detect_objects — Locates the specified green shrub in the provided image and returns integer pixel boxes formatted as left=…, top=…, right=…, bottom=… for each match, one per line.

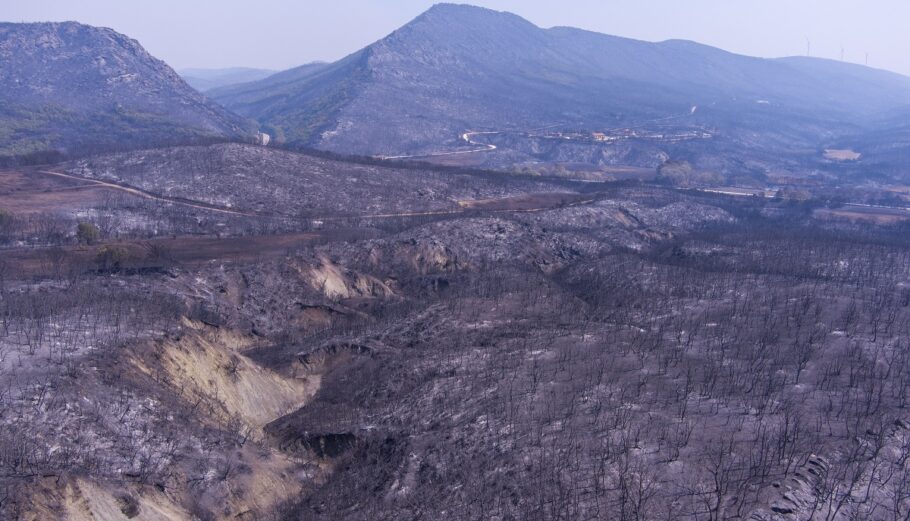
left=76, top=222, right=100, bottom=245
left=95, top=245, right=132, bottom=272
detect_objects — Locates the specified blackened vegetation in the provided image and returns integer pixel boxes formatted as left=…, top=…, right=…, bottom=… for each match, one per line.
left=269, top=204, right=910, bottom=519
left=284, top=234, right=908, bottom=520
left=2, top=149, right=910, bottom=520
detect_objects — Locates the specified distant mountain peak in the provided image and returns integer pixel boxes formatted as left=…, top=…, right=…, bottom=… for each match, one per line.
left=410, top=2, right=538, bottom=30
left=423, top=3, right=501, bottom=16
left=212, top=4, right=910, bottom=163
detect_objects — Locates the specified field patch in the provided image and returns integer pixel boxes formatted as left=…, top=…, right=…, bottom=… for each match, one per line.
left=823, top=148, right=861, bottom=161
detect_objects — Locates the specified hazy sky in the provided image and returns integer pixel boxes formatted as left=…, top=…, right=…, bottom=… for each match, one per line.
left=5, top=1, right=910, bottom=76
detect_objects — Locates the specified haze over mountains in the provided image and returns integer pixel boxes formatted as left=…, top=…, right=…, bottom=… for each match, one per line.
left=2, top=3, right=909, bottom=176
left=8, top=3, right=910, bottom=520
left=178, top=67, right=277, bottom=92
left=0, top=21, right=254, bottom=159
left=211, top=3, right=910, bottom=167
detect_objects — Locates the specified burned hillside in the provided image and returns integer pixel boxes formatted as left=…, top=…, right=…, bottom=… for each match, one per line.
left=2, top=144, right=910, bottom=520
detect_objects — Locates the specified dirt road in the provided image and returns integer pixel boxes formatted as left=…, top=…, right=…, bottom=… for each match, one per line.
left=0, top=231, right=345, bottom=279
left=38, top=170, right=255, bottom=216
left=0, top=191, right=601, bottom=279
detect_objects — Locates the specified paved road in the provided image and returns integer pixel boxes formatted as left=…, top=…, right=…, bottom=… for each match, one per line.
left=378, top=130, right=499, bottom=160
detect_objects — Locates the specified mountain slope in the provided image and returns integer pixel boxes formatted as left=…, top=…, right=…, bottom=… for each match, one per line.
left=0, top=22, right=255, bottom=158
left=179, top=67, right=277, bottom=92
left=208, top=59, right=360, bottom=144
left=837, top=105, right=910, bottom=172
left=211, top=3, right=910, bottom=164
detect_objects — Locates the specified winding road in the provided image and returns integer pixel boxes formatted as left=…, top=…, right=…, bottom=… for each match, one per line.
left=378, top=131, right=499, bottom=160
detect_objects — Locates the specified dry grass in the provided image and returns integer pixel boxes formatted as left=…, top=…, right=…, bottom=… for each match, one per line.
left=0, top=168, right=113, bottom=213
left=815, top=207, right=910, bottom=224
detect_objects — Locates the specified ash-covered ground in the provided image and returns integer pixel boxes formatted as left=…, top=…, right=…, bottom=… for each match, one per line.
left=2, top=145, right=910, bottom=520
